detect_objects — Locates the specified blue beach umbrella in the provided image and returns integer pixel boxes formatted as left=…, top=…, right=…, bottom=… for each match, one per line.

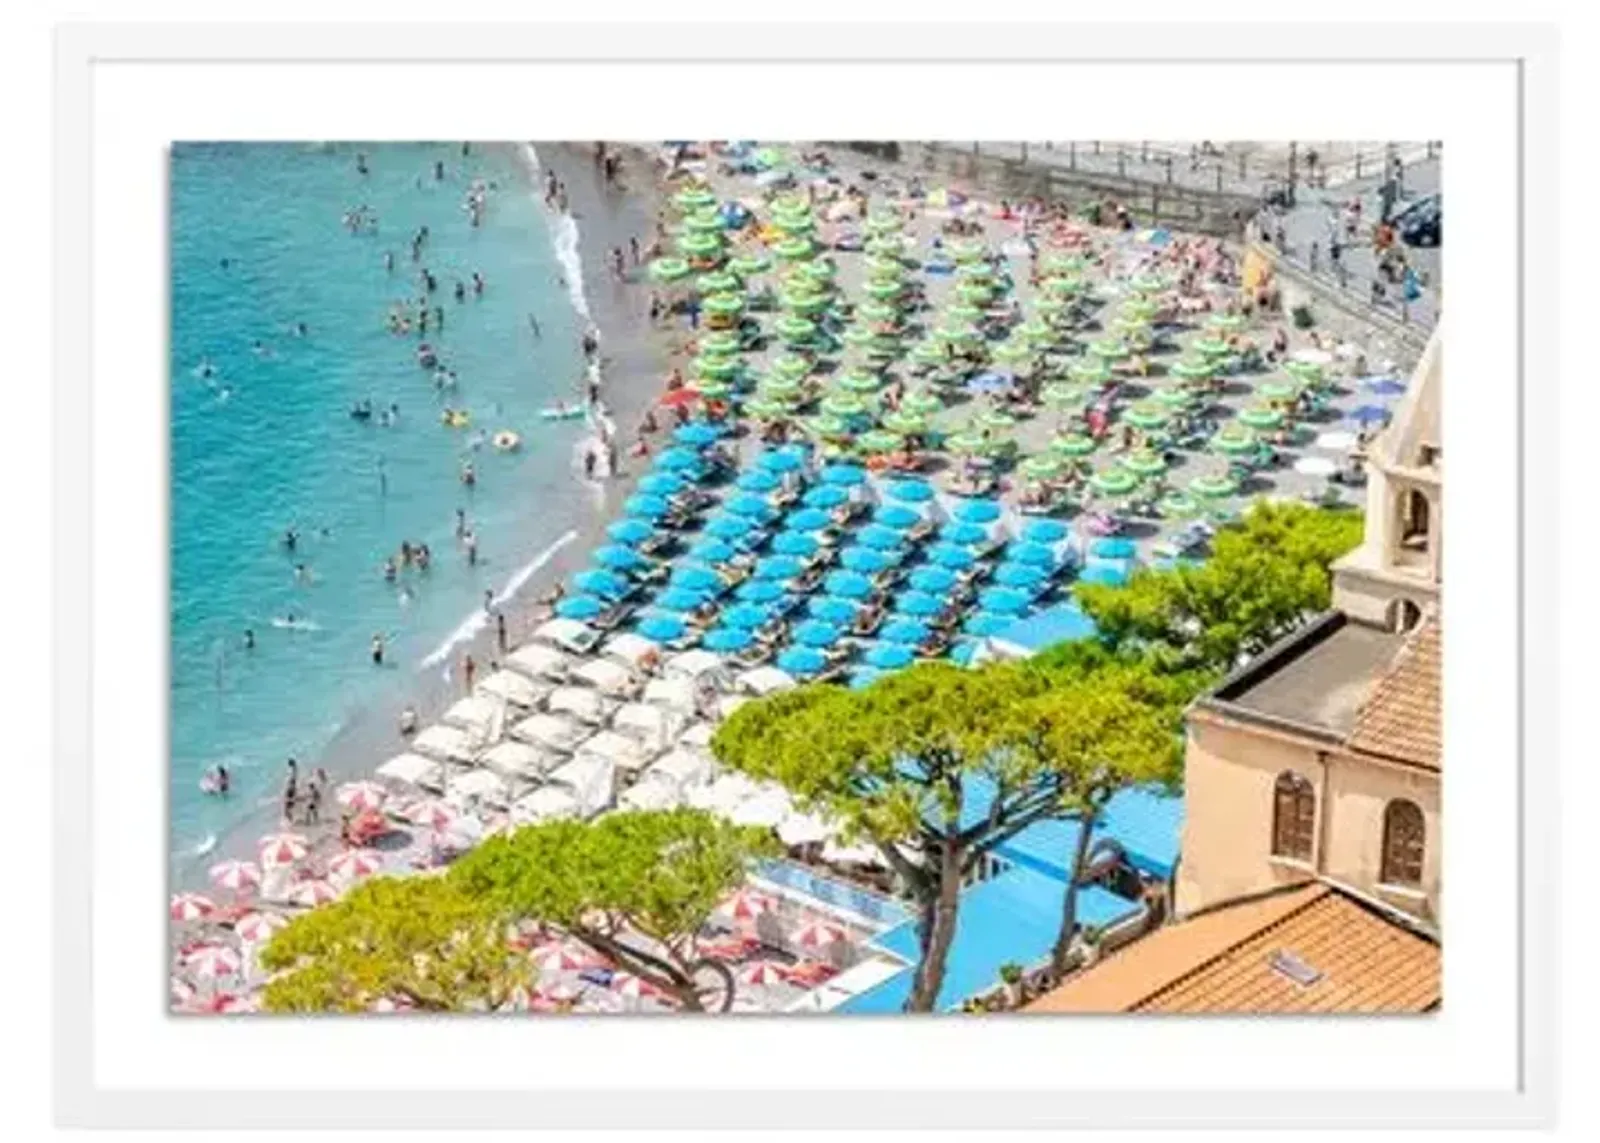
left=940, top=522, right=990, bottom=547
left=881, top=618, right=930, bottom=645
left=654, top=448, right=705, bottom=473
left=963, top=611, right=1012, bottom=638
left=995, top=562, right=1047, bottom=590
left=884, top=479, right=935, bottom=504
left=655, top=587, right=710, bottom=613
left=735, top=580, right=786, bottom=604
left=669, top=564, right=723, bottom=593
left=1091, top=537, right=1137, bottom=560
left=726, top=493, right=774, bottom=519
left=840, top=546, right=893, bottom=574
left=1008, top=542, right=1057, bottom=569
left=758, top=449, right=806, bottom=473
left=606, top=518, right=655, bottom=545
left=824, top=570, right=874, bottom=599
left=820, top=464, right=867, bottom=487
left=573, top=569, right=630, bottom=599
left=690, top=538, right=736, bottom=564
left=947, top=639, right=981, bottom=666
left=1078, top=563, right=1130, bottom=586
left=793, top=620, right=843, bottom=648
left=705, top=515, right=751, bottom=539
left=874, top=504, right=922, bottom=530
left=929, top=543, right=976, bottom=570
left=637, top=614, right=688, bottom=643
left=952, top=498, right=1003, bottom=524
left=674, top=423, right=723, bottom=446
left=857, top=525, right=906, bottom=552
left=863, top=643, right=915, bottom=670
left=593, top=545, right=645, bottom=571
left=1362, top=377, right=1408, bottom=397
left=802, top=485, right=849, bottom=509
left=736, top=470, right=781, bottom=494
left=702, top=627, right=754, bottom=652
left=784, top=507, right=833, bottom=533
left=909, top=566, right=958, bottom=594
left=895, top=591, right=944, bottom=618
left=723, top=602, right=776, bottom=630
left=772, top=531, right=820, bottom=558
left=1348, top=404, right=1391, bottom=427
left=1021, top=519, right=1069, bottom=544
left=637, top=473, right=686, bottom=497
left=980, top=587, right=1032, bottom=615
left=625, top=494, right=671, bottom=520
left=776, top=647, right=829, bottom=677
left=810, top=596, right=860, bottom=625
left=754, top=555, right=804, bottom=581
left=555, top=595, right=607, bottom=621
left=966, top=371, right=1015, bottom=395
left=849, top=667, right=885, bottom=690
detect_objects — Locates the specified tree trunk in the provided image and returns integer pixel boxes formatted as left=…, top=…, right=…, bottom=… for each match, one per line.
left=1050, top=811, right=1097, bottom=974
left=905, top=845, right=963, bottom=1012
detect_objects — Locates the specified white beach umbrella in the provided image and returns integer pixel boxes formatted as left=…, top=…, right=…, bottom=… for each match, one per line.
left=719, top=888, right=776, bottom=925
left=570, top=658, right=637, bottom=697
left=531, top=618, right=601, bottom=655
left=441, top=695, right=500, bottom=736
left=642, top=676, right=698, bottom=714
left=820, top=838, right=887, bottom=868
left=478, top=740, right=554, bottom=782
left=1293, top=456, right=1338, bottom=477
left=602, top=632, right=662, bottom=672
left=730, top=788, right=793, bottom=828
left=406, top=799, right=461, bottom=833
left=739, top=961, right=789, bottom=988
left=664, top=649, right=724, bottom=685
left=475, top=669, right=550, bottom=709
left=447, top=769, right=512, bottom=810
left=547, top=754, right=618, bottom=818
left=185, top=944, right=242, bottom=981
left=510, top=786, right=580, bottom=825
left=412, top=723, right=476, bottom=763
left=327, top=849, right=385, bottom=885
left=287, top=879, right=340, bottom=909
left=777, top=810, right=835, bottom=848
left=717, top=694, right=751, bottom=720
left=334, top=781, right=388, bottom=814
left=618, top=776, right=684, bottom=811
left=547, top=686, right=610, bottom=726
left=506, top=642, right=571, bottom=681
left=169, top=892, right=217, bottom=923
left=208, top=859, right=263, bottom=894
left=375, top=752, right=443, bottom=790
left=257, top=833, right=309, bottom=869
left=510, top=712, right=587, bottom=752
left=233, top=911, right=288, bottom=944
left=675, top=721, right=716, bottom=751
left=646, top=748, right=715, bottom=791
left=1314, top=430, right=1358, bottom=451
left=607, top=702, right=678, bottom=751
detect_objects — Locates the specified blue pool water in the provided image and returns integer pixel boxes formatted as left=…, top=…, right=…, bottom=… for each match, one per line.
left=170, top=142, right=588, bottom=874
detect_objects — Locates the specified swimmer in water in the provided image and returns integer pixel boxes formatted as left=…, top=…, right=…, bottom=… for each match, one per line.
left=454, top=279, right=466, bottom=303
left=455, top=508, right=467, bottom=538
left=294, top=563, right=311, bottom=584
left=357, top=152, right=369, bottom=175
left=243, top=628, right=255, bottom=650
left=371, top=633, right=385, bottom=665
left=384, top=250, right=394, bottom=274
left=383, top=557, right=397, bottom=583
left=461, top=461, right=477, bottom=488
left=282, top=528, right=299, bottom=552
left=195, top=358, right=216, bottom=379
left=472, top=272, right=484, bottom=297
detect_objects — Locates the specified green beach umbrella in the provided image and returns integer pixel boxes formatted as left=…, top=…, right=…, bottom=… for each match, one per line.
left=1207, top=312, right=1248, bottom=333
left=947, top=430, right=998, bottom=455
left=648, top=257, right=692, bottom=282
left=681, top=210, right=724, bottom=235
left=857, top=429, right=904, bottom=453
left=805, top=413, right=853, bottom=439
left=1150, top=386, right=1198, bottom=410
left=699, top=331, right=742, bottom=355
left=910, top=341, right=949, bottom=366
left=1189, top=473, right=1240, bottom=499
left=776, top=315, right=817, bottom=342
left=950, top=239, right=987, bottom=263
left=673, top=186, right=717, bottom=210
left=1041, top=382, right=1085, bottom=407
left=881, top=409, right=930, bottom=435
left=935, top=323, right=981, bottom=343
left=1121, top=297, right=1159, bottom=320
left=1019, top=453, right=1066, bottom=480
left=1256, top=379, right=1301, bottom=402
left=858, top=300, right=901, bottom=325
left=945, top=302, right=985, bottom=324
left=1042, top=275, right=1086, bottom=297
left=865, top=213, right=902, bottom=236
left=1168, top=357, right=1215, bottom=381
left=1210, top=427, right=1259, bottom=456
left=693, top=352, right=742, bottom=380
left=1050, top=432, right=1097, bottom=458
left=773, top=237, right=814, bottom=261
left=841, top=325, right=879, bottom=347
left=1043, top=252, right=1088, bottom=274
left=745, top=397, right=795, bottom=420
left=1015, top=320, right=1055, bottom=344
left=835, top=370, right=883, bottom=395
left=692, top=378, right=735, bottom=400
left=1034, top=294, right=1071, bottom=317
left=770, top=194, right=808, bottom=215
left=864, top=255, right=905, bottom=279
left=901, top=388, right=944, bottom=415
left=1089, top=468, right=1141, bottom=497
left=991, top=340, right=1035, bottom=365
left=1069, top=358, right=1115, bottom=385
left=1120, top=450, right=1168, bottom=478
left=865, top=236, right=904, bottom=257
left=1088, top=338, right=1131, bottom=360
left=1110, top=315, right=1152, bottom=339
left=770, top=354, right=811, bottom=380
left=864, top=279, right=906, bottom=302
left=977, top=407, right=1018, bottom=430
left=955, top=284, right=994, bottom=309
left=795, top=258, right=837, bottom=282
left=866, top=334, right=904, bottom=358
left=1192, top=336, right=1231, bottom=358
left=1128, top=273, right=1170, bottom=295
left=781, top=290, right=830, bottom=314
left=1237, top=405, right=1285, bottom=430
left=728, top=253, right=771, bottom=276
left=758, top=375, right=804, bottom=401
left=772, top=212, right=816, bottom=234
left=1284, top=359, right=1325, bottom=385
left=702, top=292, right=745, bottom=317
left=956, top=261, right=996, bottom=281
left=678, top=232, right=725, bottom=258
left=1123, top=403, right=1170, bottom=430
left=1159, top=491, right=1203, bottom=519
left=821, top=393, right=870, bottom=418
left=696, top=270, right=742, bottom=294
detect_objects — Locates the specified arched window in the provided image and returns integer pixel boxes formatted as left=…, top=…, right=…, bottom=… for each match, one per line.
left=1399, top=489, right=1431, bottom=553
left=1271, top=772, right=1316, bottom=862
left=1381, top=800, right=1426, bottom=886
left=1388, top=598, right=1423, bottom=633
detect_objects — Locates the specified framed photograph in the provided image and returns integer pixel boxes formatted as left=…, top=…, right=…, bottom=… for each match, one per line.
left=54, top=19, right=1558, bottom=1130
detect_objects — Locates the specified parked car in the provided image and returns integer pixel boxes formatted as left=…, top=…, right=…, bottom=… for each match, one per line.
left=1396, top=195, right=1441, bottom=247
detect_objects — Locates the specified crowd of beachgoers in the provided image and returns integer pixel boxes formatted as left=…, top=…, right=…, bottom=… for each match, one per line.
left=169, top=140, right=1411, bottom=1016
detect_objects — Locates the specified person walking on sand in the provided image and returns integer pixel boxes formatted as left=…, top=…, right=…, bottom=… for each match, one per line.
left=303, top=769, right=324, bottom=825
left=282, top=758, right=299, bottom=824
left=496, top=610, right=509, bottom=655
left=462, top=654, right=477, bottom=695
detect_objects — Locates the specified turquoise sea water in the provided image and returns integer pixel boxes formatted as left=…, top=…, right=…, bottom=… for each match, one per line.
left=170, top=142, right=587, bottom=873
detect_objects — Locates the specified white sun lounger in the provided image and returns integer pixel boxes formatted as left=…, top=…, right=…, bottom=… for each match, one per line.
left=509, top=712, right=586, bottom=753
left=505, top=643, right=570, bottom=682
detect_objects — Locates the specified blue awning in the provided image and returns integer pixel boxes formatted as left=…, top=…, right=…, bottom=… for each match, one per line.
left=989, top=602, right=1098, bottom=652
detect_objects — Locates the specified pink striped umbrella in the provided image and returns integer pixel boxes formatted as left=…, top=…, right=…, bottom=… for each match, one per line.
left=792, top=920, right=848, bottom=950
left=258, top=832, right=309, bottom=868
left=335, top=780, right=389, bottom=813
left=233, top=911, right=288, bottom=944
left=208, top=859, right=262, bottom=894
left=541, top=980, right=581, bottom=1003
left=214, top=993, right=261, bottom=1015
left=610, top=972, right=655, bottom=1000
left=170, top=977, right=197, bottom=1006
left=739, top=961, right=788, bottom=988
left=720, top=888, right=775, bottom=925
left=287, top=879, right=339, bottom=908
left=169, top=892, right=216, bottom=923
left=370, top=996, right=416, bottom=1014
left=185, top=944, right=242, bottom=981
left=328, top=849, right=384, bottom=884
left=407, top=800, right=460, bottom=832
left=532, top=941, right=598, bottom=973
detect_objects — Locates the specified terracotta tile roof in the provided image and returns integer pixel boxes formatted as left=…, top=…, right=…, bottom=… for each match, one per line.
left=1344, top=616, right=1441, bottom=770
left=1025, top=883, right=1440, bottom=1014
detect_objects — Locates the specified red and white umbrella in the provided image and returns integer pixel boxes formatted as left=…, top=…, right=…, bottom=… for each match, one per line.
left=792, top=920, right=847, bottom=950
left=370, top=996, right=415, bottom=1014
left=233, top=911, right=288, bottom=944
left=335, top=780, right=389, bottom=813
left=720, top=888, right=774, bottom=924
left=214, top=993, right=261, bottom=1015
left=287, top=879, right=339, bottom=908
left=208, top=859, right=262, bottom=894
left=739, top=961, right=788, bottom=988
left=541, top=980, right=581, bottom=1003
left=258, top=832, right=309, bottom=868
left=407, top=800, right=460, bottom=833
left=170, top=977, right=197, bottom=1006
left=531, top=941, right=597, bottom=973
left=610, top=972, right=654, bottom=1000
left=328, top=849, right=384, bottom=884
left=169, top=892, right=216, bottom=922
left=185, top=944, right=242, bottom=980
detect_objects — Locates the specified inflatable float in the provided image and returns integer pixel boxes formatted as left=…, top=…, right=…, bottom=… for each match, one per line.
left=540, top=404, right=586, bottom=421
left=441, top=409, right=470, bottom=428
left=493, top=430, right=521, bottom=451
